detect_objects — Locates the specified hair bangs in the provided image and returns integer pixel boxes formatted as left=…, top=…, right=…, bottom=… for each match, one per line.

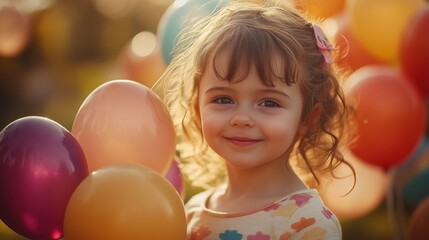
left=209, top=25, right=301, bottom=87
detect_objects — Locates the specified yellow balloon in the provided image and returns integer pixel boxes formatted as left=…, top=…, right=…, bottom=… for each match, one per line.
left=295, top=0, right=345, bottom=19
left=63, top=164, right=187, bottom=240
left=0, top=220, right=27, bottom=240
left=71, top=80, right=176, bottom=175
left=346, top=0, right=425, bottom=64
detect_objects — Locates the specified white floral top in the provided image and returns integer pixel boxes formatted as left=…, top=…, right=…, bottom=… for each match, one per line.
left=186, top=188, right=341, bottom=240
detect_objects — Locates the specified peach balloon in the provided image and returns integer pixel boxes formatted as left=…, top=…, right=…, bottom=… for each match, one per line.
left=346, top=0, right=425, bottom=64
left=72, top=80, right=176, bottom=174
left=319, top=150, right=388, bottom=220
left=63, top=164, right=186, bottom=240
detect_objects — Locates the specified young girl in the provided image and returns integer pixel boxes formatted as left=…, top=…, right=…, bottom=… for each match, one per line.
left=156, top=0, right=355, bottom=239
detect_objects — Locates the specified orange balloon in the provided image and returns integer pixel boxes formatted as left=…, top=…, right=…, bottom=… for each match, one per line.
left=331, top=14, right=383, bottom=73
left=319, top=150, right=388, bottom=220
left=0, top=220, right=27, bottom=240
left=63, top=164, right=187, bottom=240
left=295, top=0, right=345, bottom=19
left=72, top=80, right=176, bottom=174
left=346, top=0, right=424, bottom=64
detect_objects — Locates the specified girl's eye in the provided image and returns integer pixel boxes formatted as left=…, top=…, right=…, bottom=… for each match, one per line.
left=214, top=96, right=233, bottom=104
left=259, top=99, right=280, bottom=108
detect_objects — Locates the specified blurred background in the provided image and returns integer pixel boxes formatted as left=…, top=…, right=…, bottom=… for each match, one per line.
left=1, top=0, right=429, bottom=239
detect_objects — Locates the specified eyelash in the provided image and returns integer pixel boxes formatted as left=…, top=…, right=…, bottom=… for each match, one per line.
left=213, top=96, right=233, bottom=104
left=212, top=96, right=281, bottom=108
left=259, top=99, right=280, bottom=108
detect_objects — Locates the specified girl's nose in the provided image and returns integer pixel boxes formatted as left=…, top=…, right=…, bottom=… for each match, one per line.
left=230, top=109, right=254, bottom=127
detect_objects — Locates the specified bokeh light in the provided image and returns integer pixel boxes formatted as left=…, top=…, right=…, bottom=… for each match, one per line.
left=0, top=6, right=32, bottom=57
left=131, top=31, right=157, bottom=57
left=93, top=0, right=136, bottom=19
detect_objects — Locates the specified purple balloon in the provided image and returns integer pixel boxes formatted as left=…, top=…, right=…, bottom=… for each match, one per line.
left=0, top=116, right=89, bottom=240
left=165, top=160, right=185, bottom=198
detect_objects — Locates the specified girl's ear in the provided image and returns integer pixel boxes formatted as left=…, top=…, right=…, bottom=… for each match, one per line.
left=298, top=103, right=321, bottom=136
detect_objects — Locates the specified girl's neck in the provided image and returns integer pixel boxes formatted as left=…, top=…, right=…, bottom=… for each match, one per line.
left=225, top=160, right=306, bottom=198
left=208, top=159, right=307, bottom=213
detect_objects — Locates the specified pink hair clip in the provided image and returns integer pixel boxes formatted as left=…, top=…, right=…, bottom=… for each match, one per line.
left=312, top=24, right=335, bottom=64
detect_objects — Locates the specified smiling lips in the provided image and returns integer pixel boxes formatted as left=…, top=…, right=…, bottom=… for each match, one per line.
left=224, top=136, right=261, bottom=146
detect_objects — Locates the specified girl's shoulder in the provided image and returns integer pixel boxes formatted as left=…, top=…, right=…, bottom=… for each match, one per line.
left=185, top=188, right=214, bottom=210
left=276, top=189, right=336, bottom=219
left=273, top=189, right=342, bottom=237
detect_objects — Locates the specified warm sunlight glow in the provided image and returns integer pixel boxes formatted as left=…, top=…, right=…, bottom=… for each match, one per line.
left=93, top=0, right=136, bottom=19
left=173, top=0, right=188, bottom=8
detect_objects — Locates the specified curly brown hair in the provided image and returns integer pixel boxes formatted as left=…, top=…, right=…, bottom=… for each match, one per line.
left=156, top=0, right=355, bottom=190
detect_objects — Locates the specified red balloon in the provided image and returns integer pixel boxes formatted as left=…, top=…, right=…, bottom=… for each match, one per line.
left=400, top=4, right=429, bottom=97
left=344, top=65, right=427, bottom=168
left=0, top=116, right=89, bottom=240
left=409, top=196, right=429, bottom=240
left=333, top=14, right=383, bottom=73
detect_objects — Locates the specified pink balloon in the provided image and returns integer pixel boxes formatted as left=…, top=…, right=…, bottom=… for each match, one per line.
left=71, top=80, right=176, bottom=174
left=0, top=116, right=89, bottom=240
left=165, top=160, right=185, bottom=199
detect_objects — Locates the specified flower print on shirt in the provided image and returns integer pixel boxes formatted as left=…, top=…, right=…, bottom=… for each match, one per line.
left=219, top=230, right=243, bottom=240
left=247, top=231, right=270, bottom=240
left=279, top=232, right=292, bottom=240
left=291, top=217, right=316, bottom=232
left=289, top=194, right=313, bottom=207
left=322, top=207, right=333, bottom=219
left=301, top=226, right=327, bottom=240
left=271, top=202, right=299, bottom=217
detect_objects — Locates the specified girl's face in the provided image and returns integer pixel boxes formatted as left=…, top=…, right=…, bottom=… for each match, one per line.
left=198, top=50, right=306, bottom=170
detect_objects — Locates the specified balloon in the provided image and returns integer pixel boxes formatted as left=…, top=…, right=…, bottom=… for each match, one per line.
left=0, top=116, right=89, bottom=240
left=344, top=65, right=427, bottom=169
left=63, top=164, right=187, bottom=240
left=157, top=0, right=228, bottom=65
left=319, top=150, right=388, bottom=220
left=115, top=31, right=166, bottom=88
left=295, top=0, right=345, bottom=19
left=409, top=196, right=429, bottom=240
left=165, top=159, right=185, bottom=199
left=329, top=14, right=383, bottom=73
left=0, top=6, right=32, bottom=57
left=71, top=79, right=176, bottom=174
left=387, top=139, right=429, bottom=239
left=400, top=4, right=429, bottom=97
left=346, top=0, right=425, bottom=64
left=0, top=220, right=27, bottom=240
left=403, top=159, right=429, bottom=207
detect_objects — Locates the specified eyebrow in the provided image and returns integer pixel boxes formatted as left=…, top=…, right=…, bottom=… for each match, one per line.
left=204, top=86, right=291, bottom=99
